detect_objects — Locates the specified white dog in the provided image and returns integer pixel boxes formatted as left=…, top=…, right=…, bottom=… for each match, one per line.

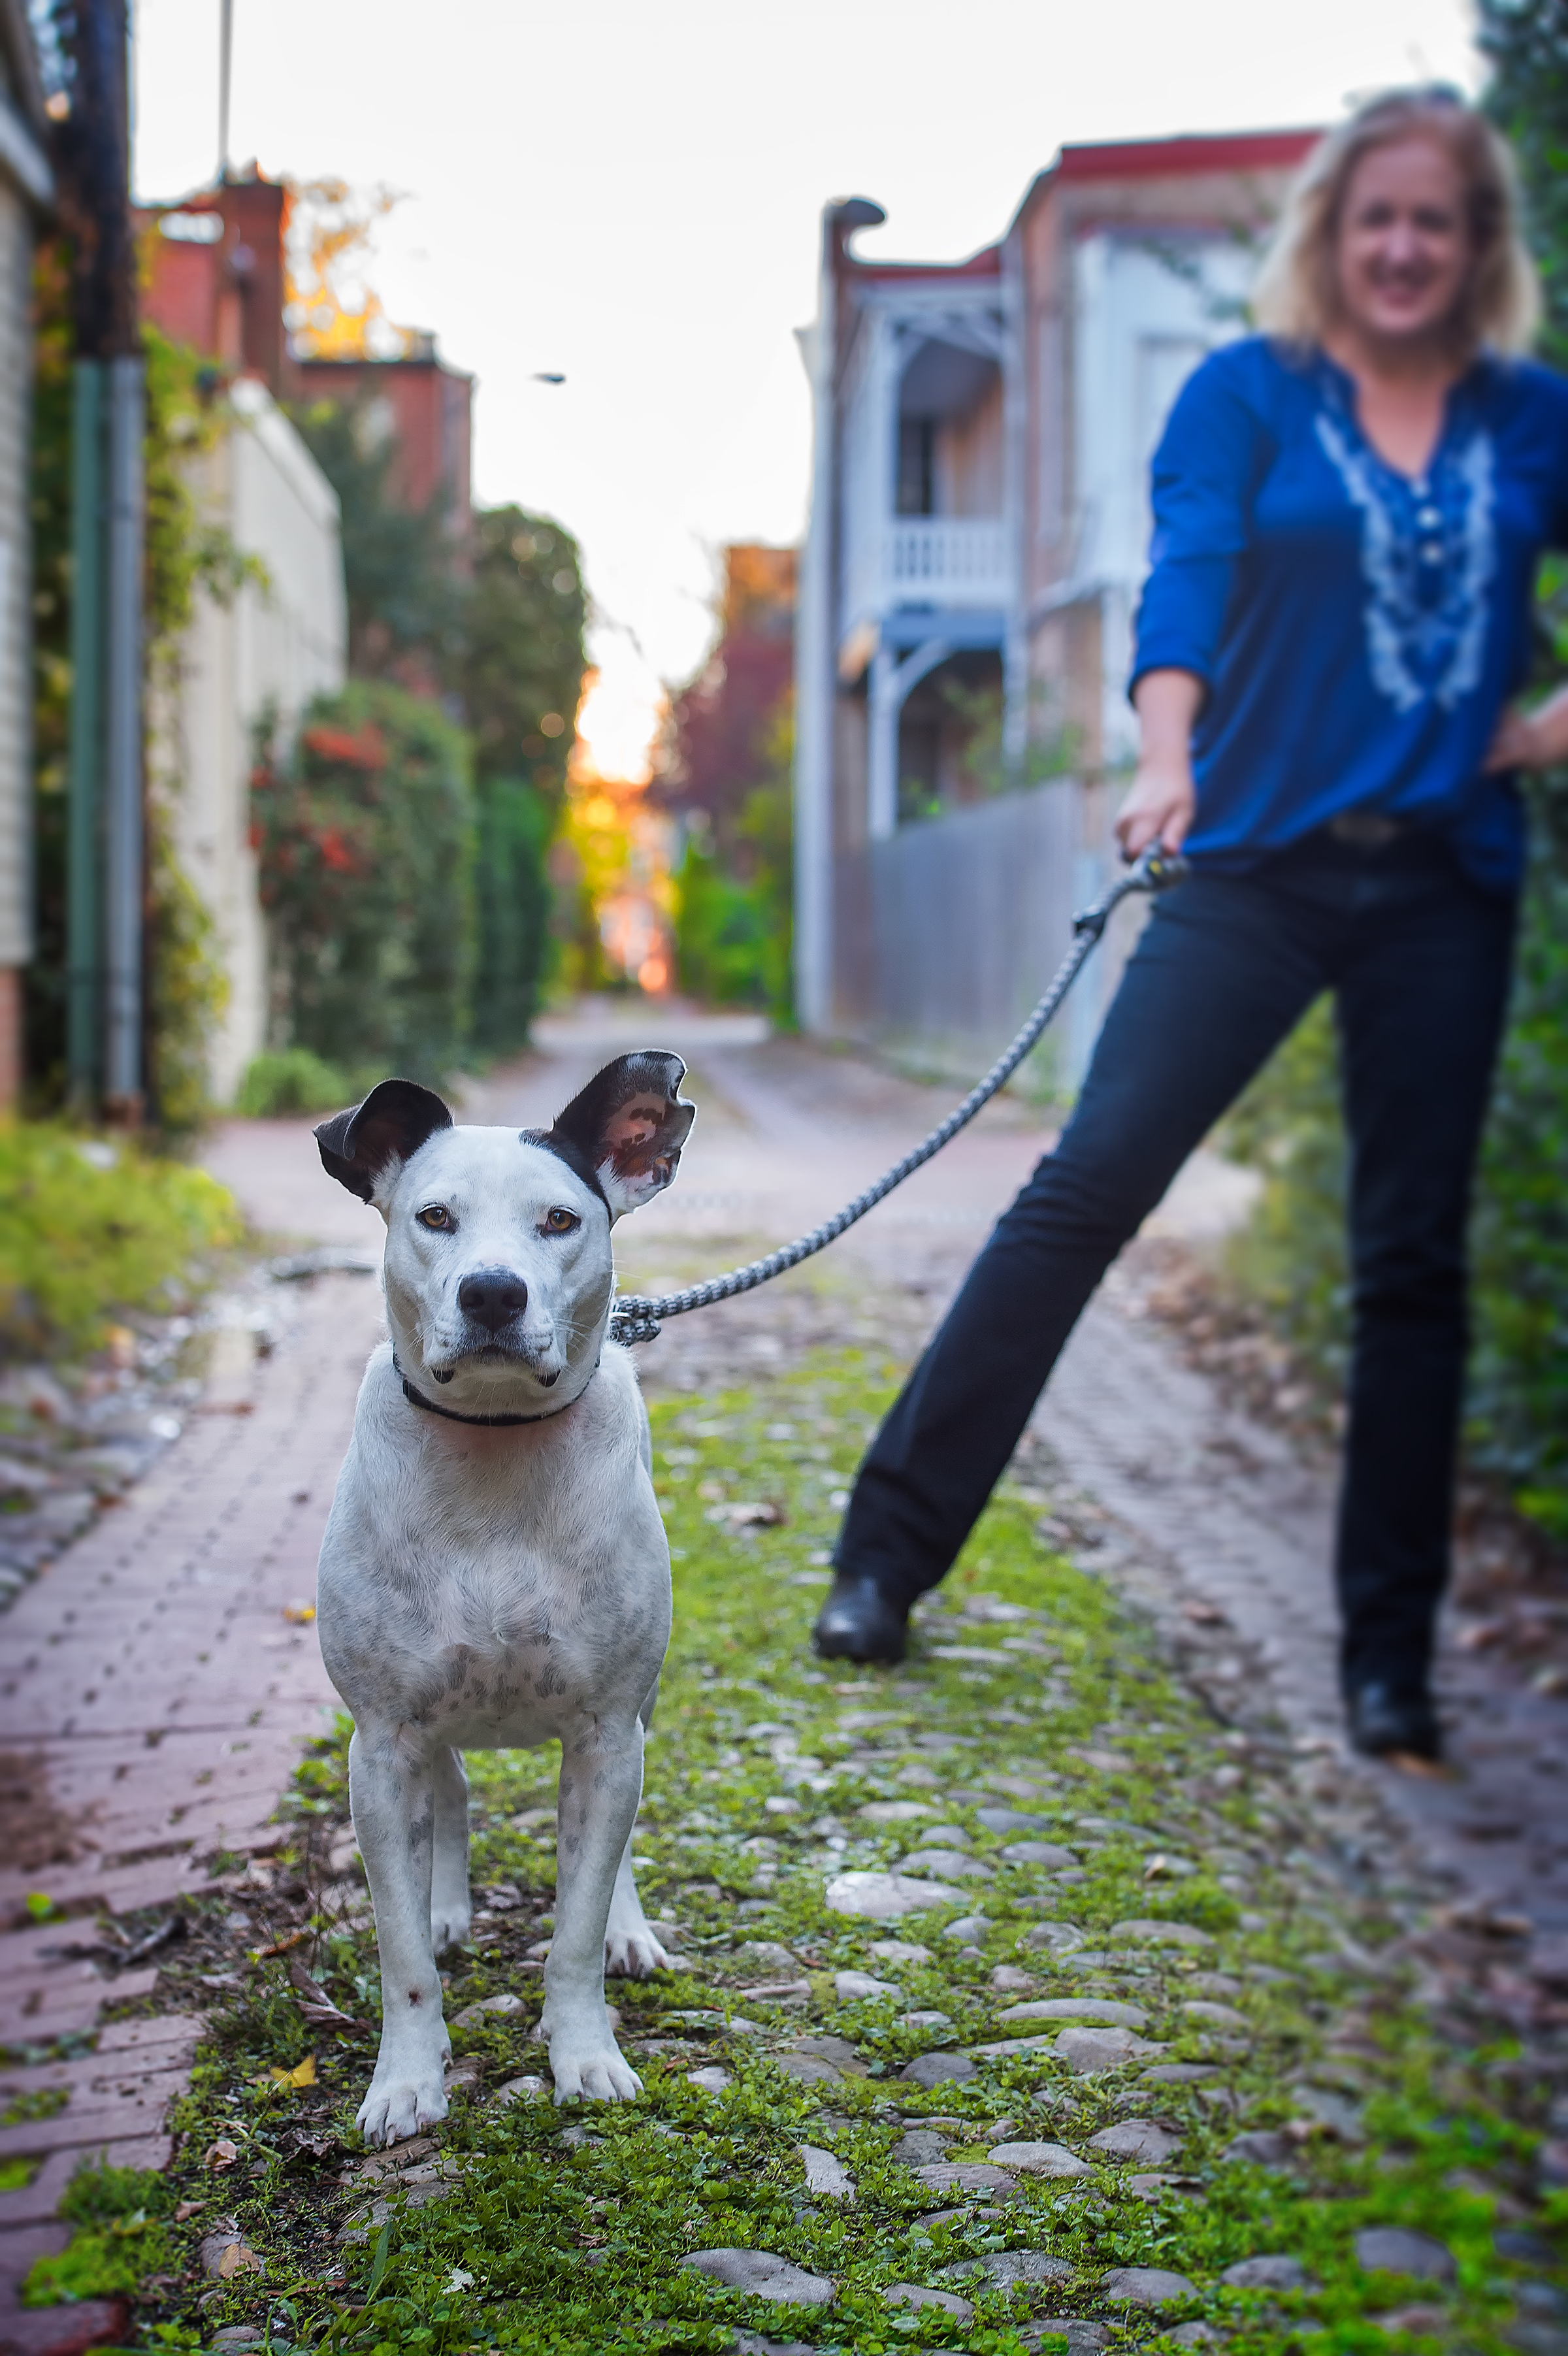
left=312, top=1053, right=694, bottom=2147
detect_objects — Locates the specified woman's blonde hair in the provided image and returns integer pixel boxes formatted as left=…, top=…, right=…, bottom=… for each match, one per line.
left=1252, top=86, right=1541, bottom=358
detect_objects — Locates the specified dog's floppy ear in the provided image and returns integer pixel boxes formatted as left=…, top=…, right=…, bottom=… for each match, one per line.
left=548, top=1051, right=695, bottom=1220
left=315, top=1079, right=453, bottom=1205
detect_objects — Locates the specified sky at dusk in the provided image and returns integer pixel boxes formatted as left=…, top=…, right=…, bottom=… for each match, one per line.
left=133, top=0, right=1479, bottom=778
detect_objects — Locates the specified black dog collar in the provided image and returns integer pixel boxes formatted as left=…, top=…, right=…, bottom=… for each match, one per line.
left=394, top=1356, right=593, bottom=1429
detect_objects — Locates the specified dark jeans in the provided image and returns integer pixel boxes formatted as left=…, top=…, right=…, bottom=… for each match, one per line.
left=834, top=830, right=1518, bottom=1695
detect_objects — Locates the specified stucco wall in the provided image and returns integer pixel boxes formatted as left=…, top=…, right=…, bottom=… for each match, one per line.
left=163, top=380, right=346, bottom=1102
left=0, top=178, right=31, bottom=971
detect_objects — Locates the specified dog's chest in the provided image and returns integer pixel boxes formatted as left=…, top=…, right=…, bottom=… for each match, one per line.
left=323, top=1426, right=669, bottom=1734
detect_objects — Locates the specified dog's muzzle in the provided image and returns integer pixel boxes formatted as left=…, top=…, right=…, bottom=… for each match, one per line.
left=457, top=1267, right=529, bottom=1333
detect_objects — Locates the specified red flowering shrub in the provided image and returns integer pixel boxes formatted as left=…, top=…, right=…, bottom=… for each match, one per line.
left=251, top=681, right=476, bottom=1083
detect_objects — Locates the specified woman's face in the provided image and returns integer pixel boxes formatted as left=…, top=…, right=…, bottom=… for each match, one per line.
left=1333, top=133, right=1474, bottom=349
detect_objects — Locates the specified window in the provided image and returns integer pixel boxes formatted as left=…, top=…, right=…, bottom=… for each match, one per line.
left=897, top=418, right=935, bottom=517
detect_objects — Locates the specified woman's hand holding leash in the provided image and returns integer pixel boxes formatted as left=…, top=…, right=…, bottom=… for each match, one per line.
left=1486, top=683, right=1568, bottom=773
left=1119, top=668, right=1204, bottom=859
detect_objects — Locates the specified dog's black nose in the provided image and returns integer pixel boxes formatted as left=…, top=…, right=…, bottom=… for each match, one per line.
left=458, top=1268, right=529, bottom=1333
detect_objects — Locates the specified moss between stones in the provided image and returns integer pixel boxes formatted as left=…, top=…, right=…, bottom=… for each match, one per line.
left=31, top=1351, right=1566, bottom=2353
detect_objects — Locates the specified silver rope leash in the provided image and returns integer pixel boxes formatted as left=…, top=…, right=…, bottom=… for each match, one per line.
left=609, top=843, right=1188, bottom=1347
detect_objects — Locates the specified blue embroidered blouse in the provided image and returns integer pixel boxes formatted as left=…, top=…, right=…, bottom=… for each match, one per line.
left=1131, top=334, right=1568, bottom=894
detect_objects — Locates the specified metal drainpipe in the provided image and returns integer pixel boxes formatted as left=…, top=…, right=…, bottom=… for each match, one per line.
left=792, top=213, right=839, bottom=1036
left=102, top=353, right=145, bottom=1117
left=65, top=361, right=105, bottom=1103
left=1000, top=218, right=1028, bottom=779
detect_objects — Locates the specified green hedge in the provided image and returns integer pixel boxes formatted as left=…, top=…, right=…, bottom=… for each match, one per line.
left=1221, top=781, right=1568, bottom=1533
left=252, top=681, right=477, bottom=1085
left=1469, top=781, right=1568, bottom=1526
left=472, top=775, right=554, bottom=1055
left=0, top=1125, right=240, bottom=1356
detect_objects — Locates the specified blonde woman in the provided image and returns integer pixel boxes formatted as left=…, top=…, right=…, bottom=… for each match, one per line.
left=818, top=88, right=1568, bottom=1763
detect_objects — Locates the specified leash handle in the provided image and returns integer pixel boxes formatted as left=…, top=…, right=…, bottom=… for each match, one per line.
left=610, top=842, right=1188, bottom=1347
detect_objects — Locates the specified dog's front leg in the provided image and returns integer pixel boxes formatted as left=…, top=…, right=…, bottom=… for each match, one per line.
left=429, top=1745, right=471, bottom=1954
left=605, top=1673, right=671, bottom=1978
left=542, top=1719, right=644, bottom=2102
left=350, top=1724, right=449, bottom=2146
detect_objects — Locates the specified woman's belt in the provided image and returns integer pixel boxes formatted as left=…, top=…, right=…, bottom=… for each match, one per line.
left=1326, top=811, right=1409, bottom=849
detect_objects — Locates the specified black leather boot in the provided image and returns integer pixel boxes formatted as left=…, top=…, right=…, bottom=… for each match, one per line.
left=812, top=1573, right=909, bottom=1665
left=1347, top=1679, right=1441, bottom=1761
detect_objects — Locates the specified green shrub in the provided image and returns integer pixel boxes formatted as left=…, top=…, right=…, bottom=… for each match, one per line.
left=1220, top=995, right=1349, bottom=1384
left=0, top=1124, right=242, bottom=1357
left=235, top=1047, right=357, bottom=1118
left=672, top=768, right=792, bottom=1019
left=252, top=681, right=477, bottom=1084
left=472, top=774, right=554, bottom=1056
left=1469, top=783, right=1568, bottom=1505
left=1218, top=798, right=1568, bottom=1531
left=22, top=2161, right=172, bottom=2307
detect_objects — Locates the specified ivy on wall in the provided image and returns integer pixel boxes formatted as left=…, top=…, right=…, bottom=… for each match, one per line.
left=25, top=237, right=241, bottom=1136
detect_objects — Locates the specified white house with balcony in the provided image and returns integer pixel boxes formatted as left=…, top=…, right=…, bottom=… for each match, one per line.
left=794, top=132, right=1316, bottom=1072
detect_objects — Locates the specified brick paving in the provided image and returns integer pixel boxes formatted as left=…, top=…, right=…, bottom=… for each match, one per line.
left=0, top=1256, right=383, bottom=2343
left=3, top=1004, right=1565, bottom=2344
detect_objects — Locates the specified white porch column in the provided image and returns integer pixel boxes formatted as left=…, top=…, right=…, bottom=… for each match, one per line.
left=867, top=636, right=952, bottom=840
left=792, top=231, right=840, bottom=1034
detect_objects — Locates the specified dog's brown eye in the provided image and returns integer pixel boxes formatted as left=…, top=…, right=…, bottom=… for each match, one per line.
left=417, top=1205, right=453, bottom=1232
left=543, top=1207, right=580, bottom=1235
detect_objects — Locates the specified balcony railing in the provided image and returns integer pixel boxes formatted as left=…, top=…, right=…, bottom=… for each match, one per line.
left=885, top=518, right=1010, bottom=606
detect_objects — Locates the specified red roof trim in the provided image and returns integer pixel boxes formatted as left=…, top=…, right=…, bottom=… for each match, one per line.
left=1058, top=131, right=1320, bottom=180
left=847, top=242, right=1002, bottom=283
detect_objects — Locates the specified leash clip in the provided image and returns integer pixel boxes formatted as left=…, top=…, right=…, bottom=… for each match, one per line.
left=610, top=1300, right=662, bottom=1347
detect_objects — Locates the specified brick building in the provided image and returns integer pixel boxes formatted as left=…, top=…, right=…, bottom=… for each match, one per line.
left=135, top=167, right=474, bottom=1098
left=794, top=130, right=1316, bottom=1077
left=140, top=170, right=472, bottom=535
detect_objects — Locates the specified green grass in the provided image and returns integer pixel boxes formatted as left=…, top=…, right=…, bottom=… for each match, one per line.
left=0, top=1121, right=242, bottom=1356
left=39, top=1350, right=1564, bottom=2351
left=234, top=1048, right=362, bottom=1119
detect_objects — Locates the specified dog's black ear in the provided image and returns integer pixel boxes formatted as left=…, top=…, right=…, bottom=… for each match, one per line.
left=547, top=1051, right=696, bottom=1220
left=315, top=1079, right=453, bottom=1205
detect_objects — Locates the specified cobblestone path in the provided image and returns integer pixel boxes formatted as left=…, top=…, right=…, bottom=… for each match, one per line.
left=3, top=1002, right=1566, bottom=2351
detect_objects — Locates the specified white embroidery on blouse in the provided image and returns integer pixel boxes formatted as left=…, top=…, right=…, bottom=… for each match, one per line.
left=1316, top=413, right=1495, bottom=713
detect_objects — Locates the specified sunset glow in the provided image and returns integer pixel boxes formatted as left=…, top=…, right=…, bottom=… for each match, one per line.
left=572, top=646, right=664, bottom=787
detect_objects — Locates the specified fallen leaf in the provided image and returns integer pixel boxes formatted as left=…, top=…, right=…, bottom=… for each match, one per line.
left=288, top=1954, right=361, bottom=2027
left=255, top=1928, right=308, bottom=1958
left=261, top=2054, right=316, bottom=2090
left=218, top=2240, right=265, bottom=2278
left=203, top=2138, right=240, bottom=2170
left=1458, top=1620, right=1506, bottom=1651
left=174, top=2199, right=201, bottom=2221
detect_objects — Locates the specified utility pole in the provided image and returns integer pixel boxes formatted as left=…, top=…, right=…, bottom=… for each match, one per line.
left=218, top=0, right=233, bottom=178
left=59, top=0, right=144, bottom=1119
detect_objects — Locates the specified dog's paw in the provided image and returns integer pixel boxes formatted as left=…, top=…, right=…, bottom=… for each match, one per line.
left=430, top=1906, right=472, bottom=1955
left=604, top=1920, right=671, bottom=1978
left=356, top=2063, right=450, bottom=2148
left=547, top=2029, right=644, bottom=2104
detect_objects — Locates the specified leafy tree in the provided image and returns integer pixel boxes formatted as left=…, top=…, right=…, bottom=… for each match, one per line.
left=289, top=398, right=459, bottom=676
left=453, top=506, right=586, bottom=810
left=270, top=440, right=587, bottom=1055
left=655, top=547, right=794, bottom=1013
left=1478, top=0, right=1568, bottom=366
left=452, top=508, right=588, bottom=1050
